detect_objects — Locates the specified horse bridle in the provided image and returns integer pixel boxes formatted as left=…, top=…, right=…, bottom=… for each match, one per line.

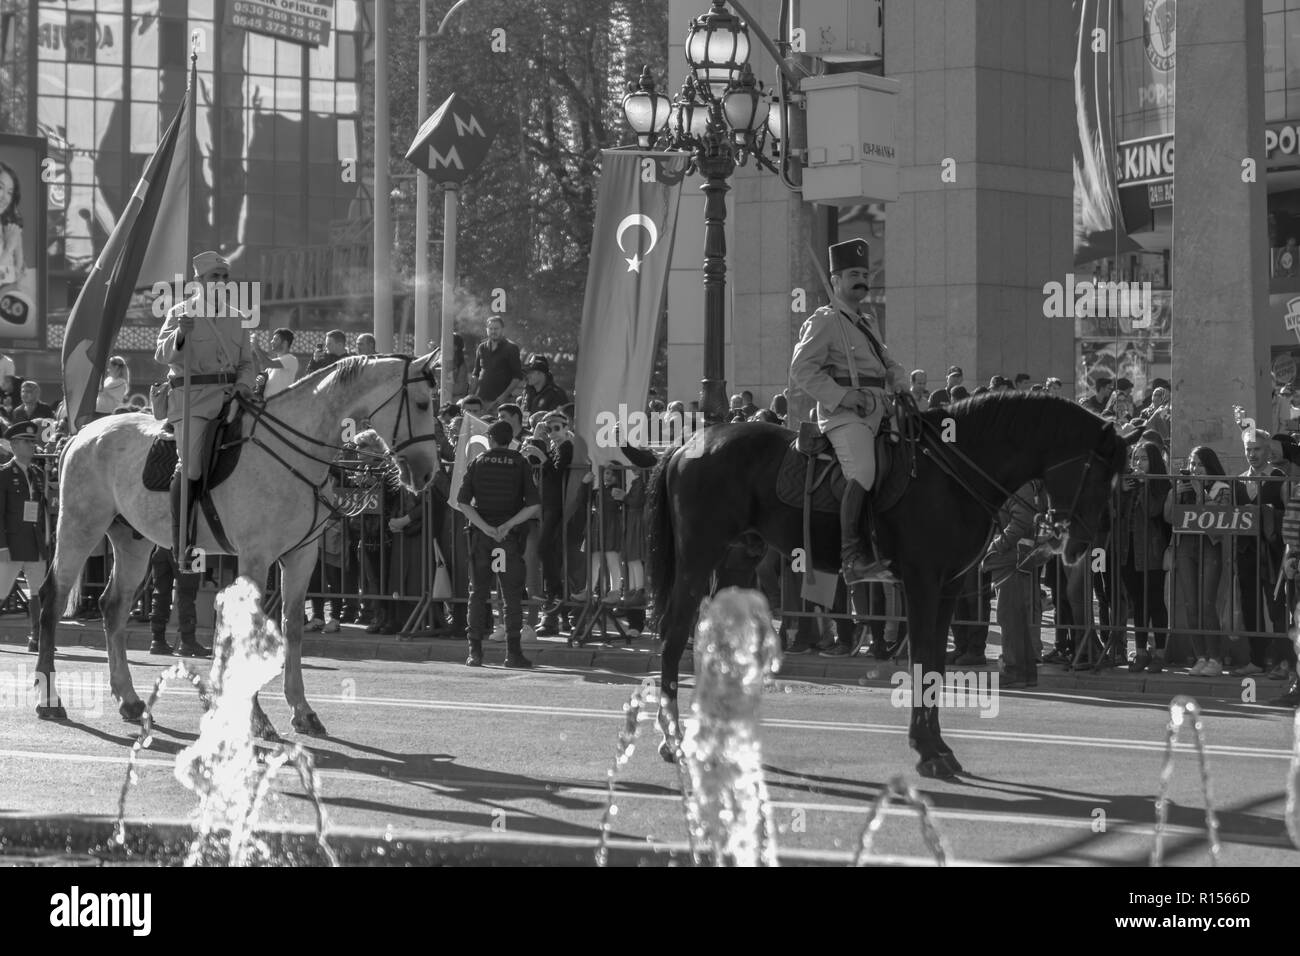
left=229, top=354, right=442, bottom=554
left=905, top=395, right=1113, bottom=547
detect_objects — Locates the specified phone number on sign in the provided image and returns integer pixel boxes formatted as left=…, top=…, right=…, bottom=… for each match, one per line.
left=231, top=12, right=313, bottom=41
left=231, top=1, right=320, bottom=30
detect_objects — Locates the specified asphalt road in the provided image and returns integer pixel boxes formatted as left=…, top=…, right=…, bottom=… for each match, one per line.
left=0, top=642, right=1295, bottom=866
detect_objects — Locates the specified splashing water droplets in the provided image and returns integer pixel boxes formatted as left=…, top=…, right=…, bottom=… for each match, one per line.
left=1151, top=695, right=1221, bottom=866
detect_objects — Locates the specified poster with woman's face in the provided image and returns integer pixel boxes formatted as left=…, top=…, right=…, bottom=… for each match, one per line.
left=0, top=134, right=46, bottom=349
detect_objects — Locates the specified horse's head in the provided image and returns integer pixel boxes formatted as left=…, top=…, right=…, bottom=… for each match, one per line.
left=1039, top=418, right=1139, bottom=564
left=363, top=351, right=441, bottom=492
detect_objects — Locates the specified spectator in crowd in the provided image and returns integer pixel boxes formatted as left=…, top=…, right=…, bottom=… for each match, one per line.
left=1083, top=376, right=1114, bottom=416
left=909, top=370, right=928, bottom=405
left=1165, top=445, right=1233, bottom=676
left=949, top=384, right=970, bottom=401
left=770, top=393, right=788, bottom=422
left=438, top=403, right=459, bottom=431
left=1105, top=377, right=1136, bottom=422
left=984, top=479, right=1050, bottom=687
left=470, top=315, right=525, bottom=413
left=620, top=462, right=648, bottom=613
left=497, top=403, right=525, bottom=446
left=990, top=375, right=1012, bottom=391
left=1014, top=373, right=1032, bottom=392
left=1143, top=386, right=1172, bottom=440
left=385, top=479, right=425, bottom=635
left=1234, top=429, right=1289, bottom=678
left=254, top=328, right=298, bottom=399
left=11, top=380, right=54, bottom=424
left=306, top=329, right=349, bottom=373
left=946, top=366, right=963, bottom=393
left=1045, top=377, right=1063, bottom=397
left=662, top=400, right=687, bottom=446
left=1117, top=441, right=1171, bottom=673
left=521, top=354, right=568, bottom=414
left=96, top=356, right=130, bottom=416
left=361, top=466, right=397, bottom=634
left=949, top=563, right=990, bottom=665
left=0, top=421, right=50, bottom=651
left=356, top=332, right=376, bottom=356
left=750, top=409, right=782, bottom=424
left=535, top=411, right=574, bottom=635
left=927, top=388, right=950, bottom=411
left=739, top=391, right=759, bottom=418
left=729, top=393, right=744, bottom=414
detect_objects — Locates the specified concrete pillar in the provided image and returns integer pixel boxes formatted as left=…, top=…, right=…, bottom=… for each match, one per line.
left=1171, top=0, right=1269, bottom=464
left=884, top=0, right=1074, bottom=389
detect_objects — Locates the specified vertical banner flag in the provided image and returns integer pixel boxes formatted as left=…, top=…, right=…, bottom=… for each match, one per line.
left=1073, top=0, right=1140, bottom=265
left=449, top=412, right=492, bottom=514
left=575, top=150, right=689, bottom=469
left=61, top=60, right=194, bottom=431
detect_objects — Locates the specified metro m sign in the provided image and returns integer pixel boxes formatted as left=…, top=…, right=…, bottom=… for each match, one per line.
left=405, top=92, right=496, bottom=184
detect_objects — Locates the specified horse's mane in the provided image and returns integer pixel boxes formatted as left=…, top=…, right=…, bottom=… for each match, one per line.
left=326, top=354, right=370, bottom=389
left=933, top=390, right=1105, bottom=448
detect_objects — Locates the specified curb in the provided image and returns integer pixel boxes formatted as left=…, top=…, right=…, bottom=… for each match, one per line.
left=0, top=620, right=1281, bottom=706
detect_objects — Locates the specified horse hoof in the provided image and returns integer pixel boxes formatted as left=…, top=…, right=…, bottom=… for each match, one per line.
left=916, top=757, right=956, bottom=780
left=120, top=700, right=146, bottom=723
left=658, top=740, right=678, bottom=763
left=292, top=712, right=327, bottom=736
left=36, top=704, right=67, bottom=721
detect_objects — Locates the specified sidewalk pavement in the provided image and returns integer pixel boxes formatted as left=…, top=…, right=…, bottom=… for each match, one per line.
left=0, top=615, right=1288, bottom=707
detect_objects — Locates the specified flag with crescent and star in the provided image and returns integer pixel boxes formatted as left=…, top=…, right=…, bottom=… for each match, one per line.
left=575, top=149, right=689, bottom=470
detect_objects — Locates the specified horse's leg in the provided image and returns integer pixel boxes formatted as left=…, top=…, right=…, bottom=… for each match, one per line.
left=657, top=548, right=726, bottom=762
left=103, top=523, right=156, bottom=721
left=35, top=513, right=115, bottom=719
left=278, top=546, right=325, bottom=735
left=927, top=588, right=962, bottom=774
left=904, top=573, right=953, bottom=779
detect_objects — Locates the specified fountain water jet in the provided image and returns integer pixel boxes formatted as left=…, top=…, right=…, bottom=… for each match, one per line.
left=1151, top=695, right=1221, bottom=866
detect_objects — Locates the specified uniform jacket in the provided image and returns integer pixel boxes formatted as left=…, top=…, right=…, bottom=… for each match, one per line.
left=0, top=457, right=49, bottom=561
left=155, top=293, right=256, bottom=423
left=981, top=481, right=1048, bottom=587
left=789, top=300, right=902, bottom=435
left=522, top=378, right=569, bottom=415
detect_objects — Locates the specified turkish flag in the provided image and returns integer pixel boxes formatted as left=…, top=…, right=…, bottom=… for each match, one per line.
left=574, top=150, right=689, bottom=471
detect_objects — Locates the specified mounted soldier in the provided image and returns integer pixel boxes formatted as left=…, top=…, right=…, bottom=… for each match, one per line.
left=154, top=250, right=256, bottom=566
left=789, top=239, right=905, bottom=585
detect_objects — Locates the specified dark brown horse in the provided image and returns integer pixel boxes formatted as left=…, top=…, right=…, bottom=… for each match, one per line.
left=646, top=391, right=1136, bottom=778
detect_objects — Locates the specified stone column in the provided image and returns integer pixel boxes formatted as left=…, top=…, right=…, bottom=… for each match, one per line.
left=1171, top=0, right=1269, bottom=464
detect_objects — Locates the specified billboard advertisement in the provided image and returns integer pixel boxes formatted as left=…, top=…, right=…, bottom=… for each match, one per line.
left=0, top=134, right=47, bottom=351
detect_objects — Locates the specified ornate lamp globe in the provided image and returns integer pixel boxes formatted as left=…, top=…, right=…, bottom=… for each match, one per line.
left=722, top=63, right=768, bottom=146
left=685, top=1, right=751, bottom=102
left=622, top=67, right=671, bottom=149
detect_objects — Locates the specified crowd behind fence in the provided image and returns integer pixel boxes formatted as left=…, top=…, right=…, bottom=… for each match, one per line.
left=26, top=449, right=1300, bottom=674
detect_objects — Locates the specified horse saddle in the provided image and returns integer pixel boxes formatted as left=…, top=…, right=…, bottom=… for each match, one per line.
left=141, top=401, right=248, bottom=493
left=775, top=417, right=914, bottom=515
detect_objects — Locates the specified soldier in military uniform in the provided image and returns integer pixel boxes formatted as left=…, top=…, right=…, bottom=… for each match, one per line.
left=457, top=420, right=541, bottom=668
left=154, top=251, right=256, bottom=565
left=789, top=239, right=905, bottom=584
left=0, top=421, right=50, bottom=651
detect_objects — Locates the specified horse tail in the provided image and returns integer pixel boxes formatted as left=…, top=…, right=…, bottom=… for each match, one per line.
left=645, top=448, right=675, bottom=626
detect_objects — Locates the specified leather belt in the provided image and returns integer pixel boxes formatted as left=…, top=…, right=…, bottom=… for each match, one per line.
left=170, top=372, right=235, bottom=386
left=833, top=375, right=886, bottom=389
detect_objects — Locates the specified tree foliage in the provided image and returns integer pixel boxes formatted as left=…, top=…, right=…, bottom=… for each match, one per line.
left=383, top=0, right=668, bottom=386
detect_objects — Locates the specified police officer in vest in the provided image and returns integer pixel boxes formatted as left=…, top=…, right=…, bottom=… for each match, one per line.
left=0, top=421, right=49, bottom=652
left=789, top=240, right=906, bottom=584
left=457, top=420, right=541, bottom=668
left=155, top=251, right=256, bottom=566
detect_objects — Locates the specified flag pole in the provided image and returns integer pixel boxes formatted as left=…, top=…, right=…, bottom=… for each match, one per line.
left=179, top=45, right=197, bottom=566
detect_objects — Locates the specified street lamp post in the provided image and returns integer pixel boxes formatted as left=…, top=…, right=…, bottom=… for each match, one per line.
left=622, top=1, right=781, bottom=424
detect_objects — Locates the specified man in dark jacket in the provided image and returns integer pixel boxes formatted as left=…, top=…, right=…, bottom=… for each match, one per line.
left=306, top=329, right=350, bottom=374
left=0, top=421, right=50, bottom=651
left=982, top=480, right=1049, bottom=687
left=521, top=354, right=568, bottom=415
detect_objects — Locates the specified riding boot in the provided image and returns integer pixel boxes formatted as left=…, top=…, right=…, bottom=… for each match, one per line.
left=465, top=635, right=483, bottom=667
left=169, top=470, right=197, bottom=568
left=840, top=480, right=897, bottom=585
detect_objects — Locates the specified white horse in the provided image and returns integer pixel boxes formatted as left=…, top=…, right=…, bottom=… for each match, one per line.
left=33, top=353, right=442, bottom=736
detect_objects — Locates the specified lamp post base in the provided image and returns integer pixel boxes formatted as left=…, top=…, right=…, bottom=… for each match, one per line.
left=701, top=379, right=729, bottom=425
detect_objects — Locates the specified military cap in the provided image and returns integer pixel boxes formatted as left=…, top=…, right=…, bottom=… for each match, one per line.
left=192, top=250, right=230, bottom=277
left=829, top=239, right=870, bottom=275
left=4, top=420, right=40, bottom=441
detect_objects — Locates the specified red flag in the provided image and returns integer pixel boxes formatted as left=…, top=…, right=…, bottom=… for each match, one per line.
left=62, top=60, right=193, bottom=431
left=574, top=150, right=688, bottom=470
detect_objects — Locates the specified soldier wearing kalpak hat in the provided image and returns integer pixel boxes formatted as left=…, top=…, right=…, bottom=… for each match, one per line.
left=789, top=239, right=905, bottom=585
left=154, top=251, right=256, bottom=568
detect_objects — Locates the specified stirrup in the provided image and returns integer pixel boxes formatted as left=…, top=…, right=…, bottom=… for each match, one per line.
left=843, top=557, right=898, bottom=585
